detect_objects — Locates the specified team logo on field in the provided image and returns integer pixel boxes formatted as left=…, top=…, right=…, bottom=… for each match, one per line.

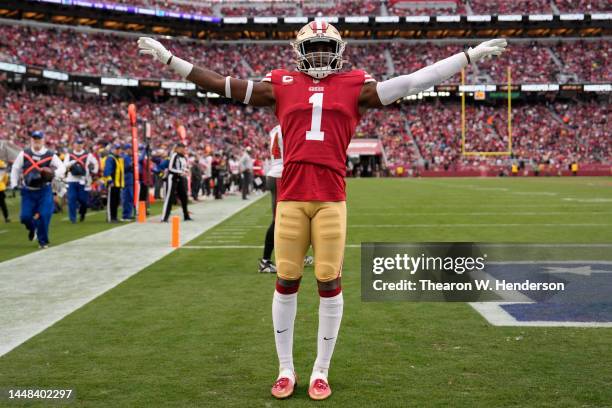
left=470, top=261, right=612, bottom=327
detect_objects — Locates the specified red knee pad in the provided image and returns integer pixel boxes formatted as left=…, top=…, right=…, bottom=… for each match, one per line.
left=318, top=286, right=342, bottom=298
left=275, top=278, right=301, bottom=295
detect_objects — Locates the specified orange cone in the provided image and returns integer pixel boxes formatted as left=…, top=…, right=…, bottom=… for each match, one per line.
left=137, top=201, right=146, bottom=223
left=149, top=190, right=156, bottom=204
left=171, top=215, right=180, bottom=248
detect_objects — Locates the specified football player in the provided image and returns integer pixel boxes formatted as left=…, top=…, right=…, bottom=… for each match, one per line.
left=138, top=23, right=506, bottom=400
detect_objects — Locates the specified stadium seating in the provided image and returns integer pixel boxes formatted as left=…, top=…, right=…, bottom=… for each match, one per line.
left=111, top=0, right=214, bottom=15
left=0, top=19, right=609, bottom=172
left=301, top=1, right=380, bottom=16
left=553, top=41, right=612, bottom=84
left=387, top=0, right=466, bottom=16
left=469, top=0, right=552, bottom=14
left=57, top=0, right=612, bottom=16
left=1, top=82, right=608, bottom=171
left=3, top=24, right=610, bottom=83
left=554, top=0, right=612, bottom=12
left=475, top=42, right=559, bottom=84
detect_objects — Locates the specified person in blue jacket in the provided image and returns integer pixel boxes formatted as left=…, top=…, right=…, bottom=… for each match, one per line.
left=121, top=143, right=135, bottom=220
left=103, top=143, right=124, bottom=223
left=10, top=131, right=65, bottom=248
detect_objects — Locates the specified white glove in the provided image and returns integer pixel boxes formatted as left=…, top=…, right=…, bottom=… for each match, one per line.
left=467, top=38, right=507, bottom=63
left=138, top=37, right=172, bottom=64
left=137, top=36, right=193, bottom=78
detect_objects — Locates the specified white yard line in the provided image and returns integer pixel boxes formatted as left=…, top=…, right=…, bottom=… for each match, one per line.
left=0, top=194, right=266, bottom=357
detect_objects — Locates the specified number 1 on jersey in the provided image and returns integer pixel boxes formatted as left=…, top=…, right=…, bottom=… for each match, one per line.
left=306, top=92, right=324, bottom=141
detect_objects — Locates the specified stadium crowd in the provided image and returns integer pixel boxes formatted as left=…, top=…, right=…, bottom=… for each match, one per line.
left=403, top=101, right=610, bottom=171
left=2, top=24, right=611, bottom=84
left=110, top=0, right=213, bottom=15
left=0, top=82, right=608, bottom=176
left=70, top=0, right=612, bottom=15
left=0, top=86, right=272, bottom=162
left=469, top=0, right=552, bottom=14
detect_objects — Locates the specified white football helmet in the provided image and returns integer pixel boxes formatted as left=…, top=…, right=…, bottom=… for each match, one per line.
left=291, top=21, right=346, bottom=79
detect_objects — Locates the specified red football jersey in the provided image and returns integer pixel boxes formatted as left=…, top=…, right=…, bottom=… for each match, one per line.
left=262, top=69, right=375, bottom=201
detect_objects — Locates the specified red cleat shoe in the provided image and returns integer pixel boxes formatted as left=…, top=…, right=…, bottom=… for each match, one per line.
left=308, top=378, right=332, bottom=400
left=271, top=374, right=297, bottom=399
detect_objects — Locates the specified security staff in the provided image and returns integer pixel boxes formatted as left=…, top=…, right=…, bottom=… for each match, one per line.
left=239, top=146, right=253, bottom=200
left=103, top=143, right=124, bottom=223
left=10, top=131, right=65, bottom=248
left=212, top=151, right=227, bottom=200
left=139, top=144, right=153, bottom=215
left=64, top=138, right=98, bottom=223
left=0, top=160, right=9, bottom=222
left=161, top=143, right=191, bottom=222
left=121, top=143, right=135, bottom=220
left=154, top=151, right=169, bottom=200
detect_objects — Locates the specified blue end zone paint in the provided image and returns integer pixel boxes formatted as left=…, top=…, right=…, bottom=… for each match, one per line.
left=486, top=263, right=612, bottom=323
left=502, top=303, right=612, bottom=322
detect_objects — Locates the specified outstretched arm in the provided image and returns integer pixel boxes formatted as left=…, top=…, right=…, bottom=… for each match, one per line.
left=359, top=39, right=507, bottom=110
left=137, top=37, right=275, bottom=107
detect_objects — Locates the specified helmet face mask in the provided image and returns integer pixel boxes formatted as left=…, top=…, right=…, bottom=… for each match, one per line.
left=292, top=22, right=346, bottom=79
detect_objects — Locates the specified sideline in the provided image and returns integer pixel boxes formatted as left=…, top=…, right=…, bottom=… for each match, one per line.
left=0, top=195, right=266, bottom=357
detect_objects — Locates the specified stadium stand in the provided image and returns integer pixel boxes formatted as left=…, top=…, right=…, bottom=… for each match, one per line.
left=554, top=0, right=612, bottom=12
left=553, top=41, right=612, bottom=83
left=44, top=0, right=612, bottom=16
left=387, top=0, right=466, bottom=16
left=0, top=10, right=610, bottom=176
left=110, top=0, right=214, bottom=15
left=2, top=24, right=610, bottom=83
left=301, top=0, right=381, bottom=16
left=1, top=82, right=608, bottom=173
left=469, top=0, right=552, bottom=14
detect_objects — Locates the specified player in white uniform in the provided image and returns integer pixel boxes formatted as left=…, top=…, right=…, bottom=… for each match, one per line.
left=258, top=125, right=312, bottom=273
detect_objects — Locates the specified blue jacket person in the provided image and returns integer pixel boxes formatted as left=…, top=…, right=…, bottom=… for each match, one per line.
left=63, top=138, right=99, bottom=223
left=10, top=131, right=65, bottom=248
left=121, top=143, right=135, bottom=220
left=103, top=143, right=124, bottom=223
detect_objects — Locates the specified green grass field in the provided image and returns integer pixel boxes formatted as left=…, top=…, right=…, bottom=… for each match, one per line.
left=1, top=177, right=611, bottom=407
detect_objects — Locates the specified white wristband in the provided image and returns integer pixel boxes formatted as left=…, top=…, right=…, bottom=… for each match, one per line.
left=225, top=76, right=232, bottom=98
left=168, top=56, right=193, bottom=79
left=243, top=80, right=253, bottom=104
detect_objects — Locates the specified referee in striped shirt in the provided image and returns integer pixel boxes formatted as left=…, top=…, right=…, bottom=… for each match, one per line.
left=161, top=143, right=192, bottom=222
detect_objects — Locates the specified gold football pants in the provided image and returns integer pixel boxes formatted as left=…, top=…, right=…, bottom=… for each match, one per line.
left=274, top=201, right=346, bottom=282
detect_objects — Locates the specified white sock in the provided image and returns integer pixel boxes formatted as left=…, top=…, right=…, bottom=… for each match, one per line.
left=272, top=290, right=297, bottom=381
left=311, top=292, right=344, bottom=384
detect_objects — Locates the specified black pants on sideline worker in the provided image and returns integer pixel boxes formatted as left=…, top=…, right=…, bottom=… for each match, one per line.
left=107, top=186, right=121, bottom=222
left=241, top=170, right=252, bottom=200
left=139, top=182, right=150, bottom=214
left=0, top=190, right=9, bottom=222
left=162, top=174, right=190, bottom=222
